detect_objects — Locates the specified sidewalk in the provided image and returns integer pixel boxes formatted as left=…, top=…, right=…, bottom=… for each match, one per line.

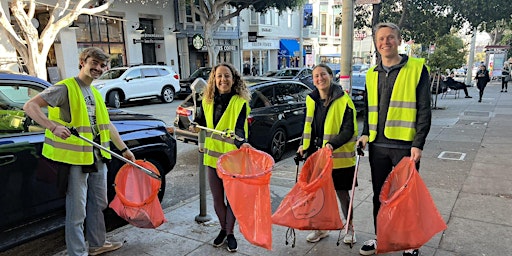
left=57, top=81, right=512, bottom=256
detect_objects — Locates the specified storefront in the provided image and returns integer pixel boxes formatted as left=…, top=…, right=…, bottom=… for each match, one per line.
left=278, top=38, right=304, bottom=69
left=242, top=39, right=279, bottom=76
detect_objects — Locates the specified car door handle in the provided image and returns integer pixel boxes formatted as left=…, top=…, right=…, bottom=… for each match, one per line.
left=0, top=155, right=16, bottom=166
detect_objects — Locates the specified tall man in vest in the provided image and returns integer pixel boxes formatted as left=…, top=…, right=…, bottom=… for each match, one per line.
left=24, top=47, right=135, bottom=256
left=357, top=23, right=432, bottom=256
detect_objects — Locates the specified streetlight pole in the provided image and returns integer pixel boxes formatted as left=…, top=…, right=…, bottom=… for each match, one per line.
left=340, top=0, right=355, bottom=93
left=299, top=5, right=304, bottom=68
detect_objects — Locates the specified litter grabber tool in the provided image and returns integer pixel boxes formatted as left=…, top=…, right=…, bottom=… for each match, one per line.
left=190, top=122, right=244, bottom=142
left=69, top=127, right=161, bottom=180
left=337, top=141, right=364, bottom=248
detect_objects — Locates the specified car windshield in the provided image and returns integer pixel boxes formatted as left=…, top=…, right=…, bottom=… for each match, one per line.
left=189, top=68, right=204, bottom=78
left=97, top=68, right=127, bottom=80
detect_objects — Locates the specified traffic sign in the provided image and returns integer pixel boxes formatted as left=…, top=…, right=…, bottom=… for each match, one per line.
left=354, top=30, right=367, bottom=40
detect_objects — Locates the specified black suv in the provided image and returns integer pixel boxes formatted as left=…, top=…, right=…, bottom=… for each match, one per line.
left=177, top=67, right=212, bottom=98
left=0, top=73, right=177, bottom=251
left=174, top=77, right=312, bottom=160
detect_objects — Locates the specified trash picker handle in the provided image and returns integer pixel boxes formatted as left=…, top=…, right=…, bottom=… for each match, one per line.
left=69, top=127, right=161, bottom=180
left=191, top=123, right=244, bottom=142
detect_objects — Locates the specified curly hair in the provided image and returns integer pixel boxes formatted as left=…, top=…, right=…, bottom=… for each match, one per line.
left=203, top=63, right=251, bottom=103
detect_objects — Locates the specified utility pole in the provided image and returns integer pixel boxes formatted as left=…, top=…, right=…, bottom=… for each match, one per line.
left=340, top=0, right=355, bottom=93
left=299, top=5, right=304, bottom=68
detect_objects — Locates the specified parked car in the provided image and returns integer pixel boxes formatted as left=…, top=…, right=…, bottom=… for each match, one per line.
left=453, top=68, right=466, bottom=77
left=174, top=77, right=312, bottom=160
left=271, top=67, right=313, bottom=80
left=91, top=65, right=180, bottom=108
left=349, top=70, right=367, bottom=115
left=177, top=67, right=211, bottom=98
left=0, top=72, right=177, bottom=251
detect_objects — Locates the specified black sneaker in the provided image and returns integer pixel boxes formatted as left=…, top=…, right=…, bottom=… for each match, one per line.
left=465, top=95, right=472, bottom=98
left=359, top=239, right=376, bottom=255
left=226, top=234, right=238, bottom=252
left=403, top=249, right=420, bottom=256
left=213, top=230, right=226, bottom=247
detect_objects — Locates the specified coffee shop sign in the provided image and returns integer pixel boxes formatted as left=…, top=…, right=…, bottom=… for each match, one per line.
left=196, top=45, right=237, bottom=51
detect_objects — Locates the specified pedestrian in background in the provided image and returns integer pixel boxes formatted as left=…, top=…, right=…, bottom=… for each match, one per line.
left=357, top=22, right=432, bottom=256
left=297, top=63, right=359, bottom=245
left=445, top=72, right=472, bottom=98
left=23, top=47, right=134, bottom=256
left=190, top=62, right=252, bottom=252
left=501, top=62, right=509, bottom=92
left=475, top=64, right=490, bottom=102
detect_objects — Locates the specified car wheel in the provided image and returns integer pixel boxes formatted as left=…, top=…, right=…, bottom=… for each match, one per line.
left=108, top=91, right=121, bottom=108
left=161, top=86, right=175, bottom=103
left=146, top=159, right=166, bottom=201
left=270, top=128, right=287, bottom=161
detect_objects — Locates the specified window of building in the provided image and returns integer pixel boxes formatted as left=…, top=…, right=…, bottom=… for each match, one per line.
left=75, top=15, right=126, bottom=67
left=320, top=13, right=327, bottom=36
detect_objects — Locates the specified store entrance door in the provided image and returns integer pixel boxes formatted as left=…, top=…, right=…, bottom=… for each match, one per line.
left=142, top=43, right=156, bottom=65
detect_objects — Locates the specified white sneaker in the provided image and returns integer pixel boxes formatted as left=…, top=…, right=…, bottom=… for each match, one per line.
left=359, top=239, right=377, bottom=255
left=306, top=230, right=329, bottom=243
left=343, top=228, right=357, bottom=244
left=89, top=241, right=123, bottom=256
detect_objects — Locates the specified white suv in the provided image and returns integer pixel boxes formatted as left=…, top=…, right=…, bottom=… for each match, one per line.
left=92, top=65, right=180, bottom=108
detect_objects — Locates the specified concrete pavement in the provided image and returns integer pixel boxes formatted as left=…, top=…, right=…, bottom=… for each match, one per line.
left=55, top=80, right=512, bottom=256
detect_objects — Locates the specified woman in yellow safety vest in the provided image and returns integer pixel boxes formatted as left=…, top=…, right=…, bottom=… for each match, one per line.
left=297, top=63, right=358, bottom=244
left=191, top=63, right=251, bottom=252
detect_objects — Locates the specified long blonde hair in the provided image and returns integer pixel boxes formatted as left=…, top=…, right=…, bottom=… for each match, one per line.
left=203, top=63, right=251, bottom=103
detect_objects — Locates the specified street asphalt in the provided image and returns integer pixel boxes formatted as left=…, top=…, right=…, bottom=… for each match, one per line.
left=54, top=79, right=512, bottom=256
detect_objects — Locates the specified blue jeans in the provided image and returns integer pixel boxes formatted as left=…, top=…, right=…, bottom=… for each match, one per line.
left=65, top=160, right=108, bottom=256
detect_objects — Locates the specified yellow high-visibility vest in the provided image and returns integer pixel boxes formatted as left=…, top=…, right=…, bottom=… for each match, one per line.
left=302, top=93, right=357, bottom=168
left=366, top=58, right=424, bottom=142
left=43, top=78, right=111, bottom=165
left=203, top=95, right=250, bottom=168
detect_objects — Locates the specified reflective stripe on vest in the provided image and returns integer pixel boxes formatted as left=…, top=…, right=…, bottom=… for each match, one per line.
left=42, top=78, right=111, bottom=165
left=202, top=95, right=250, bottom=168
left=302, top=93, right=358, bottom=168
left=366, top=58, right=424, bottom=142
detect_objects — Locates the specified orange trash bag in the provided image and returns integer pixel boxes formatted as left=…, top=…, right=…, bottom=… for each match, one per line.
left=216, top=147, right=274, bottom=250
left=272, top=147, right=343, bottom=231
left=109, top=160, right=167, bottom=229
left=376, top=157, right=447, bottom=253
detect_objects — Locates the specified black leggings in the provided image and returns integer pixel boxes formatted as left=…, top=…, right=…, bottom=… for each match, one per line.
left=502, top=77, right=508, bottom=90
left=368, top=144, right=420, bottom=233
left=207, top=166, right=236, bottom=234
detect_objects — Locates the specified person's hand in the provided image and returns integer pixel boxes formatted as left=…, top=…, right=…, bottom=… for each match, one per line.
left=297, top=145, right=304, bottom=157
left=51, top=125, right=71, bottom=140
left=357, top=135, right=368, bottom=150
left=122, top=149, right=136, bottom=162
left=410, top=147, right=422, bottom=163
left=324, top=143, right=333, bottom=151
left=189, top=122, right=200, bottom=132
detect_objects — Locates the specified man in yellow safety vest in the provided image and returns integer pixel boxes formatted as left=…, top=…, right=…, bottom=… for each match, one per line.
left=357, top=23, right=432, bottom=256
left=24, top=47, right=135, bottom=256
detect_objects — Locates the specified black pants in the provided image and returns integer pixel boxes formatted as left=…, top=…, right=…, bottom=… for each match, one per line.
left=502, top=77, right=508, bottom=90
left=368, top=144, right=420, bottom=233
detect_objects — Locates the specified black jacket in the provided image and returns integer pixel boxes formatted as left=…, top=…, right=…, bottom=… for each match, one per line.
left=362, top=55, right=432, bottom=150
left=195, top=91, right=248, bottom=148
left=304, top=84, right=354, bottom=152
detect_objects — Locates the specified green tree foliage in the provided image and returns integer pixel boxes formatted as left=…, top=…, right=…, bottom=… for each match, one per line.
left=424, top=34, right=467, bottom=72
